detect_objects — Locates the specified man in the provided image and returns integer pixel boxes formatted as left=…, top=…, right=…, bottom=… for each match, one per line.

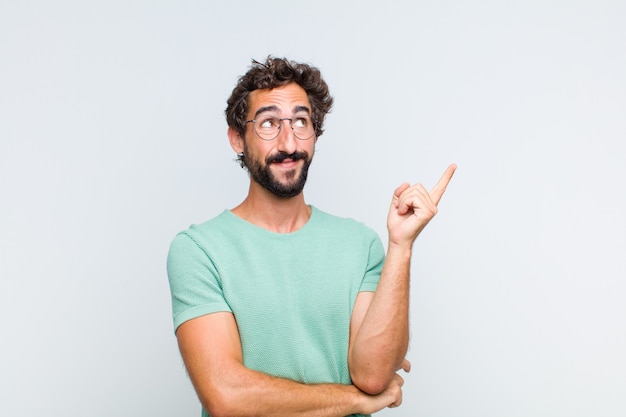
left=167, top=56, right=456, bottom=417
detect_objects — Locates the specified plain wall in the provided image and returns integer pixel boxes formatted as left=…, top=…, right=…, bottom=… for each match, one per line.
left=1, top=1, right=625, bottom=416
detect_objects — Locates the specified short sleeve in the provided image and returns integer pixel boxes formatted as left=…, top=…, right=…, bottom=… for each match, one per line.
left=359, top=232, right=385, bottom=292
left=166, top=232, right=232, bottom=333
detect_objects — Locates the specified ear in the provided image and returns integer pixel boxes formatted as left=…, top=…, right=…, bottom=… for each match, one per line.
left=228, top=127, right=244, bottom=153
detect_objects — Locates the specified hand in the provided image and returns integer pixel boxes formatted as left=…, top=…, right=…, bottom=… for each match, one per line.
left=398, top=358, right=411, bottom=373
left=387, top=164, right=457, bottom=247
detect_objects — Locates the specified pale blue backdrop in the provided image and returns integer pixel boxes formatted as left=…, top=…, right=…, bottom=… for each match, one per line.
left=1, top=1, right=625, bottom=416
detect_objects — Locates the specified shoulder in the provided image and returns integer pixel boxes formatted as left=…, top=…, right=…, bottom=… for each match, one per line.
left=173, top=210, right=235, bottom=241
left=168, top=211, right=234, bottom=258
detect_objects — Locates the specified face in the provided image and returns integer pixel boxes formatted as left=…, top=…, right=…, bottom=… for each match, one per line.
left=233, top=83, right=316, bottom=198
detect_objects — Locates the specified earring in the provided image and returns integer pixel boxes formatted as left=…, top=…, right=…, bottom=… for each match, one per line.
left=236, top=152, right=245, bottom=168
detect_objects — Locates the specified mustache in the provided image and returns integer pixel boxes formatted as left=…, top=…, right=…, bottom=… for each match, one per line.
left=266, top=151, right=309, bottom=164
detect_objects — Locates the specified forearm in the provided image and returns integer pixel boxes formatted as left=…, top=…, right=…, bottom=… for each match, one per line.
left=191, top=363, right=388, bottom=417
left=349, top=242, right=412, bottom=394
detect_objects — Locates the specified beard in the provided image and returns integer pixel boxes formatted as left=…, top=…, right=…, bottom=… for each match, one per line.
left=243, top=149, right=312, bottom=198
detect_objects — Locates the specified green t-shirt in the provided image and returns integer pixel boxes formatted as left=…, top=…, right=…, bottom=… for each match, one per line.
left=167, top=206, right=385, bottom=415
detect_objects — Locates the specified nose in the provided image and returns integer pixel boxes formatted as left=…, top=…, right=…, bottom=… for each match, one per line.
left=275, top=119, right=297, bottom=154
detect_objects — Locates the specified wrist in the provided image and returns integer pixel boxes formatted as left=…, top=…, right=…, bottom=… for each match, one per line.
left=341, top=384, right=368, bottom=415
left=351, top=385, right=374, bottom=416
left=386, top=240, right=413, bottom=258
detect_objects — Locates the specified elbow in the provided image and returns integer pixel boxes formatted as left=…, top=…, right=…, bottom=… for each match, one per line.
left=205, top=407, right=233, bottom=417
left=199, top=391, right=239, bottom=417
left=350, top=370, right=392, bottom=396
left=203, top=404, right=228, bottom=417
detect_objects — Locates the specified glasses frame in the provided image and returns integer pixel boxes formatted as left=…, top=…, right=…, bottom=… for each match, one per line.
left=245, top=116, right=317, bottom=141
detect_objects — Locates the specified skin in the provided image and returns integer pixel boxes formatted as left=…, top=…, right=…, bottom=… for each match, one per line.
left=228, top=83, right=316, bottom=233
left=176, top=82, right=457, bottom=416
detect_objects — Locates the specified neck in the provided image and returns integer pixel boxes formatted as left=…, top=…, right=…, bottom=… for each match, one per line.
left=231, top=184, right=311, bottom=234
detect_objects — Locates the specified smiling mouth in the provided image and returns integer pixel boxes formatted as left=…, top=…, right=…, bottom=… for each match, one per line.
left=266, top=151, right=308, bottom=165
left=272, top=159, right=300, bottom=169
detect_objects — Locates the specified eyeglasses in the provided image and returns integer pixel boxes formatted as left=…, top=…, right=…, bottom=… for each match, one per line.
left=245, top=114, right=316, bottom=141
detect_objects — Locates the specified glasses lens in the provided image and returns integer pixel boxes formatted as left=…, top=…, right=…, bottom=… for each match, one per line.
left=291, top=115, right=315, bottom=140
left=255, top=116, right=281, bottom=140
left=252, top=115, right=316, bottom=140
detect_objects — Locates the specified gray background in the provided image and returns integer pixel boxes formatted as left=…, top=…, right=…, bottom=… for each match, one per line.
left=1, top=1, right=625, bottom=416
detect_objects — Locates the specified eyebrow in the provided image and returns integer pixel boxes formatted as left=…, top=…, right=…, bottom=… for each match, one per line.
left=252, top=105, right=311, bottom=119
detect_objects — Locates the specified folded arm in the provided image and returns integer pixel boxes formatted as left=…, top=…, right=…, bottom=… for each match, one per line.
left=176, top=311, right=403, bottom=417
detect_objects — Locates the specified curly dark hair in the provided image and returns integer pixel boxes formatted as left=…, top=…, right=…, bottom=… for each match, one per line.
left=225, top=56, right=334, bottom=139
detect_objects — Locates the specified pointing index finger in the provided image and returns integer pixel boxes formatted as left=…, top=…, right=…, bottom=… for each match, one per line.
left=430, top=163, right=457, bottom=205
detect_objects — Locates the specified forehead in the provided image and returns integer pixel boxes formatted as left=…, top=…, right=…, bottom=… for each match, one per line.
left=247, top=83, right=311, bottom=116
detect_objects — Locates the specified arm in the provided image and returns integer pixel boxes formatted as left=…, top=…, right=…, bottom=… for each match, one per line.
left=348, top=164, right=457, bottom=394
left=176, top=311, right=404, bottom=417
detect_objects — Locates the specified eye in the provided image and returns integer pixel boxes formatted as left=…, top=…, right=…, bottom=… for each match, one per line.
left=292, top=116, right=309, bottom=128
left=259, top=117, right=278, bottom=129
